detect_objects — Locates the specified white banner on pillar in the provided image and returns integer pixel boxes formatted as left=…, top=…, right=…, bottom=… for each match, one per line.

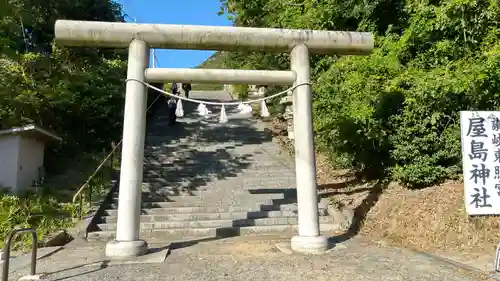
left=460, top=111, right=500, bottom=215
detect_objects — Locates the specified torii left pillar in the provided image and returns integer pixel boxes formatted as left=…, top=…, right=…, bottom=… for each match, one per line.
left=105, top=39, right=150, bottom=257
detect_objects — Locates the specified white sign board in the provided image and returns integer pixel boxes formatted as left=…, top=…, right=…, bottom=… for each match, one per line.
left=460, top=111, right=500, bottom=215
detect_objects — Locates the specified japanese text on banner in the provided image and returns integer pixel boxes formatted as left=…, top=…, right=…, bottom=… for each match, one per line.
left=460, top=111, right=500, bottom=215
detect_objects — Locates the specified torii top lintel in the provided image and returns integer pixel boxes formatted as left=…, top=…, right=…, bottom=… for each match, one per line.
left=54, top=20, right=374, bottom=55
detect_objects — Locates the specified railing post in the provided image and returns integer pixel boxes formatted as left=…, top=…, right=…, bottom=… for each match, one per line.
left=78, top=193, right=83, bottom=220
left=88, top=179, right=93, bottom=209
left=101, top=148, right=105, bottom=183
left=2, top=228, right=38, bottom=281
left=110, top=141, right=116, bottom=177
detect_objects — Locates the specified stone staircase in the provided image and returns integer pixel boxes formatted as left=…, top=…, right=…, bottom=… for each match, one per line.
left=87, top=91, right=339, bottom=243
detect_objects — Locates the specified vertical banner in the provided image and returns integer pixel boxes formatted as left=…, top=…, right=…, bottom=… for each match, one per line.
left=460, top=111, right=500, bottom=215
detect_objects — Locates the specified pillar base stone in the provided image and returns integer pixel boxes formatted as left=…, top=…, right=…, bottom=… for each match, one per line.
left=105, top=239, right=148, bottom=258
left=291, top=235, right=329, bottom=254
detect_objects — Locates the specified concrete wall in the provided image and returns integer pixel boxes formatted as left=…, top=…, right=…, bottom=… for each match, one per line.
left=0, top=135, right=20, bottom=191
left=17, top=136, right=45, bottom=191
left=0, top=135, right=45, bottom=193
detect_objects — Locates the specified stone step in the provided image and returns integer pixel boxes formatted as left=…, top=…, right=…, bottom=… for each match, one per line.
left=98, top=216, right=329, bottom=231
left=101, top=210, right=300, bottom=223
left=141, top=175, right=293, bottom=185
left=147, top=125, right=175, bottom=131
left=142, top=171, right=293, bottom=180
left=103, top=203, right=298, bottom=216
left=107, top=198, right=280, bottom=209
left=141, top=162, right=251, bottom=171
left=87, top=223, right=340, bottom=242
left=145, top=130, right=189, bottom=137
left=148, top=120, right=177, bottom=125
left=145, top=137, right=181, bottom=143
left=138, top=185, right=292, bottom=195
left=110, top=193, right=288, bottom=203
left=138, top=187, right=294, bottom=196
left=154, top=115, right=177, bottom=120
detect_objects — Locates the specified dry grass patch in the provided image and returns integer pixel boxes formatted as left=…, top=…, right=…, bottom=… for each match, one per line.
left=362, top=182, right=500, bottom=259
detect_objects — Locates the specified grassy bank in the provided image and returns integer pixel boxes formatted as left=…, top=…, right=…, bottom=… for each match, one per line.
left=0, top=151, right=117, bottom=250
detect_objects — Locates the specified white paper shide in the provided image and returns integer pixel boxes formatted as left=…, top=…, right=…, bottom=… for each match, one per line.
left=461, top=111, right=500, bottom=215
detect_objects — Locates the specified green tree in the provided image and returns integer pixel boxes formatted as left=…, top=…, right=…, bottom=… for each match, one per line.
left=0, top=0, right=127, bottom=167
left=214, top=0, right=500, bottom=188
left=0, top=0, right=130, bottom=249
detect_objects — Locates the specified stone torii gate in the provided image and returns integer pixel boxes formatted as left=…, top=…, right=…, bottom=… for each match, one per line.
left=54, top=20, right=373, bottom=258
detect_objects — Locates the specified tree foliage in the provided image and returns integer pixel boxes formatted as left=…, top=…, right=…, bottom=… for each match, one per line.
left=0, top=0, right=127, bottom=248
left=0, top=0, right=127, bottom=172
left=216, top=0, right=500, bottom=188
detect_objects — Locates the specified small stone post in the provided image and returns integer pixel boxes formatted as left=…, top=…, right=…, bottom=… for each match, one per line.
left=280, top=92, right=294, bottom=140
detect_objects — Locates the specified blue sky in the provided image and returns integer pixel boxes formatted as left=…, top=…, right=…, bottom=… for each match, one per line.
left=116, top=0, right=233, bottom=68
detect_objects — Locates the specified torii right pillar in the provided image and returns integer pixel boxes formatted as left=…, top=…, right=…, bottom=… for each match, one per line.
left=289, top=43, right=327, bottom=253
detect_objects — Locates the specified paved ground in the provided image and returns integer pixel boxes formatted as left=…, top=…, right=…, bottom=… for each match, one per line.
left=9, top=234, right=489, bottom=281
left=5, top=91, right=494, bottom=280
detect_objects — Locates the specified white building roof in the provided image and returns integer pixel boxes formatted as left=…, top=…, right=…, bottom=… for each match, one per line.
left=0, top=124, right=62, bottom=142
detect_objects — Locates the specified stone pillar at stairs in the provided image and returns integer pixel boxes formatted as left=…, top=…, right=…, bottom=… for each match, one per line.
left=280, top=92, right=294, bottom=140
left=257, top=86, right=267, bottom=97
